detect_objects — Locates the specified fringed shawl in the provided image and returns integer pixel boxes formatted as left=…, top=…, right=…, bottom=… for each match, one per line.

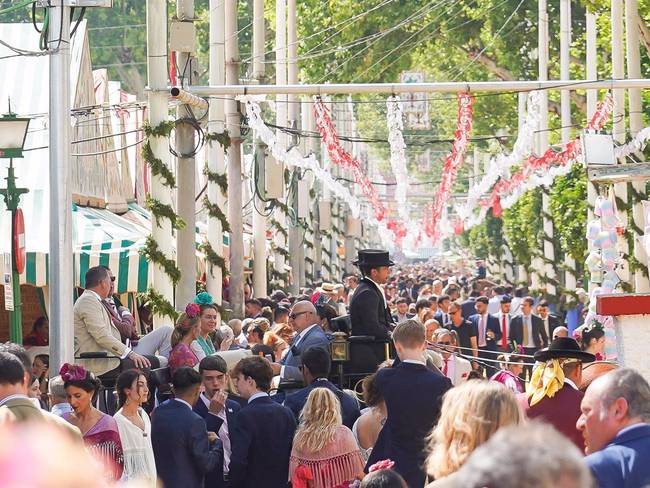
left=290, top=425, right=365, bottom=488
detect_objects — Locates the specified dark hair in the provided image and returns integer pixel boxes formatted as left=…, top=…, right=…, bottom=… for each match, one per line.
left=0, top=351, right=26, bottom=385
left=515, top=287, right=525, bottom=298
left=248, top=325, right=265, bottom=342
left=199, top=355, right=228, bottom=375
left=251, top=344, right=275, bottom=362
left=245, top=299, right=262, bottom=308
left=415, top=299, right=432, bottom=313
left=437, top=294, right=450, bottom=305
left=84, top=266, right=109, bottom=289
left=199, top=303, right=219, bottom=315
left=172, top=367, right=202, bottom=396
left=504, top=285, right=513, bottom=294
left=260, top=306, right=274, bottom=322
left=362, top=373, right=383, bottom=408
left=494, top=286, right=505, bottom=295
left=302, top=347, right=331, bottom=378
left=116, top=369, right=146, bottom=408
left=232, top=356, right=273, bottom=392
left=32, top=316, right=48, bottom=332
left=538, top=299, right=549, bottom=308
left=470, top=290, right=480, bottom=298
left=274, top=306, right=289, bottom=322
left=475, top=296, right=489, bottom=305
left=63, top=369, right=102, bottom=399
left=523, top=296, right=535, bottom=307
left=581, top=323, right=605, bottom=350
left=500, top=295, right=512, bottom=304
left=34, top=354, right=49, bottom=369
left=395, top=297, right=408, bottom=305
left=0, top=342, right=31, bottom=371
left=359, top=469, right=408, bottom=488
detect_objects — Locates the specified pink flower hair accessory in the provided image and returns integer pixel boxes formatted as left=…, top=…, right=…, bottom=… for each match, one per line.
left=368, top=459, right=395, bottom=473
left=59, top=363, right=87, bottom=382
left=186, top=302, right=201, bottom=319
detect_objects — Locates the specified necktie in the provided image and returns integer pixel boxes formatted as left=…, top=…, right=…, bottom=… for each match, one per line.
left=501, top=315, right=507, bottom=349
left=479, top=315, right=486, bottom=346
left=523, top=316, right=529, bottom=346
left=442, top=358, right=449, bottom=376
left=445, top=313, right=450, bottom=325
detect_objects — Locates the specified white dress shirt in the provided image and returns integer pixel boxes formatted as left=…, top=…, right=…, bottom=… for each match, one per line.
left=201, top=392, right=232, bottom=473
left=523, top=314, right=535, bottom=348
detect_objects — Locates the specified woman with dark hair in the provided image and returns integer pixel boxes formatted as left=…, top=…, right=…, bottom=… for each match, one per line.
left=23, top=316, right=49, bottom=347
left=113, top=369, right=156, bottom=486
left=578, top=321, right=606, bottom=360
left=168, top=303, right=202, bottom=375
left=60, top=363, right=124, bottom=481
left=191, top=292, right=219, bottom=359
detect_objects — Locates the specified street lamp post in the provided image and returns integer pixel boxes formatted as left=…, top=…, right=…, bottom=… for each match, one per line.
left=0, top=105, right=30, bottom=343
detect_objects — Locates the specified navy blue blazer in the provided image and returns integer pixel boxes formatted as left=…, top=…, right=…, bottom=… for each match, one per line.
left=585, top=423, right=650, bottom=488
left=469, top=313, right=502, bottom=351
left=284, top=379, right=361, bottom=429
left=151, top=399, right=222, bottom=488
left=229, top=395, right=297, bottom=488
left=366, top=361, right=451, bottom=488
left=280, top=324, right=331, bottom=383
left=193, top=395, right=241, bottom=488
left=460, top=298, right=477, bottom=319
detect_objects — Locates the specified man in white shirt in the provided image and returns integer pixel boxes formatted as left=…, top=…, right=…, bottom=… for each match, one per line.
left=487, top=286, right=504, bottom=315
left=194, top=356, right=241, bottom=487
left=432, top=328, right=472, bottom=386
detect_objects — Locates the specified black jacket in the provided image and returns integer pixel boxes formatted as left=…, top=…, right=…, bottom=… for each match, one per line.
left=349, top=278, right=393, bottom=339
left=509, top=314, right=548, bottom=350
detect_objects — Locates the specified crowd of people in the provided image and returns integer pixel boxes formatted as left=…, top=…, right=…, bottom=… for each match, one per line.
left=0, top=251, right=649, bottom=488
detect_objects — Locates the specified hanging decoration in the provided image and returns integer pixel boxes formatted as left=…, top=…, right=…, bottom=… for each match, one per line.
left=423, top=92, right=475, bottom=243
left=313, top=97, right=408, bottom=244
left=472, top=94, right=614, bottom=225
left=614, top=126, right=650, bottom=161
left=242, top=97, right=362, bottom=219
left=457, top=91, right=540, bottom=225
left=386, top=96, right=410, bottom=221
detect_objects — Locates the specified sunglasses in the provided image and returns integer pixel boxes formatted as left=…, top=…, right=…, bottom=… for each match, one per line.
left=289, top=311, right=309, bottom=320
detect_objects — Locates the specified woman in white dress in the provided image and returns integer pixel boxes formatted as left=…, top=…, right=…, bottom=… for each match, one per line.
left=113, top=370, right=157, bottom=486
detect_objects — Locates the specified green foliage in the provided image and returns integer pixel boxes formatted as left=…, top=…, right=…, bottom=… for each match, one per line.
left=202, top=195, right=231, bottom=233
left=203, top=164, right=228, bottom=194
left=145, top=195, right=186, bottom=230
left=140, top=235, right=181, bottom=285
left=198, top=240, right=229, bottom=277
left=502, top=190, right=543, bottom=269
left=142, top=141, right=176, bottom=188
left=138, top=288, right=179, bottom=322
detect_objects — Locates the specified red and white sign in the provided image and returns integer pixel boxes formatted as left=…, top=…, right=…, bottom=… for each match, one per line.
left=13, top=208, right=25, bottom=274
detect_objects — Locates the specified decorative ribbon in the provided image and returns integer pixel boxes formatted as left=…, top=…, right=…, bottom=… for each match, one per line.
left=386, top=96, right=410, bottom=221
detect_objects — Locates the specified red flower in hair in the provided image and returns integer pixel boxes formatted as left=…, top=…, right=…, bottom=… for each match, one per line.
left=59, top=363, right=87, bottom=382
left=186, top=302, right=201, bottom=319
left=368, top=459, right=395, bottom=472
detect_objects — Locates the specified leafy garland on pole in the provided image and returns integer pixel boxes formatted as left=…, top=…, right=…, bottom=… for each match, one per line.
left=139, top=121, right=181, bottom=321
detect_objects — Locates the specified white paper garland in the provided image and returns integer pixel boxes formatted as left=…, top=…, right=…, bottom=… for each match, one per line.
left=456, top=91, right=541, bottom=224
left=241, top=96, right=362, bottom=218
left=615, top=126, right=650, bottom=161
left=386, top=96, right=410, bottom=221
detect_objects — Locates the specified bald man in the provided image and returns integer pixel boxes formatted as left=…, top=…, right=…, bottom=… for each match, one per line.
left=270, top=301, right=331, bottom=383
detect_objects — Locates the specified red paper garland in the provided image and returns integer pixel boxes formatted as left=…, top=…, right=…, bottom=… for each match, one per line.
left=313, top=98, right=408, bottom=244
left=481, top=94, right=614, bottom=212
left=424, top=92, right=475, bottom=242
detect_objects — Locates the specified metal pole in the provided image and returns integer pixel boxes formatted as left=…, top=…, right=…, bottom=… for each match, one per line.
left=206, top=0, right=226, bottom=304
left=612, top=0, right=631, bottom=285
left=187, top=79, right=650, bottom=96
left=49, top=1, right=74, bottom=370
left=225, top=0, right=244, bottom=317
left=539, top=0, right=556, bottom=297
left=176, top=0, right=197, bottom=307
left=274, top=0, right=287, bottom=290
left=561, top=0, right=577, bottom=291
left=287, top=0, right=301, bottom=294
left=251, top=0, right=268, bottom=299
left=625, top=0, right=649, bottom=292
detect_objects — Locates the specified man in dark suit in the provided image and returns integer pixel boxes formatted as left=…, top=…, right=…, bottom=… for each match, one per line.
left=229, top=357, right=296, bottom=488
left=433, top=294, right=452, bottom=328
left=579, top=368, right=650, bottom=488
left=509, top=296, right=548, bottom=377
left=349, top=249, right=395, bottom=339
left=469, top=296, right=501, bottom=373
left=536, top=299, right=562, bottom=339
left=152, top=367, right=222, bottom=488
left=366, top=320, right=452, bottom=487
left=349, top=249, right=396, bottom=373
left=392, top=297, right=414, bottom=323
left=270, top=300, right=330, bottom=384
left=194, top=356, right=241, bottom=488
left=518, top=337, right=595, bottom=450
left=284, top=346, right=360, bottom=428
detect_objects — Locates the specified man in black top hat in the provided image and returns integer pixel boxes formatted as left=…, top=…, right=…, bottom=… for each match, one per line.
left=349, top=249, right=395, bottom=339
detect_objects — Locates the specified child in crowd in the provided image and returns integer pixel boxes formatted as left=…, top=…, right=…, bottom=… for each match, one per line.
left=489, top=354, right=524, bottom=393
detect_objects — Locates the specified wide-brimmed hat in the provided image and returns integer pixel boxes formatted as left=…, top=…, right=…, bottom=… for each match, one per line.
left=534, top=337, right=596, bottom=363
left=353, top=249, right=395, bottom=268
left=320, top=283, right=336, bottom=293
